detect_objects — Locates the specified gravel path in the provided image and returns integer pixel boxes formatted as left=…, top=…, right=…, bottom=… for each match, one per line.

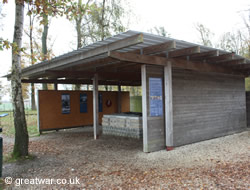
left=1, top=127, right=250, bottom=189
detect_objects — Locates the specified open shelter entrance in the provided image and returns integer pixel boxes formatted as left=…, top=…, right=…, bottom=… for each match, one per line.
left=38, top=90, right=131, bottom=132
left=8, top=30, right=249, bottom=152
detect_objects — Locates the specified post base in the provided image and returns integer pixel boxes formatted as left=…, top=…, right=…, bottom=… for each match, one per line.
left=166, top=146, right=174, bottom=151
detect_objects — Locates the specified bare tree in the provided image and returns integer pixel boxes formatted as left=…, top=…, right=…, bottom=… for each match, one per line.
left=41, top=11, right=48, bottom=90
left=242, top=9, right=250, bottom=58
left=195, top=23, right=214, bottom=47
left=11, top=0, right=29, bottom=157
left=81, top=0, right=127, bottom=45
left=219, top=31, right=248, bottom=56
left=73, top=0, right=92, bottom=90
left=149, top=26, right=171, bottom=37
left=69, top=0, right=128, bottom=91
left=28, top=4, right=37, bottom=110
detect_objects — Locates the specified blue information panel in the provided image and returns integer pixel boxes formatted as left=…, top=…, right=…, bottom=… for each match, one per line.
left=149, top=77, right=163, bottom=117
left=99, top=94, right=103, bottom=112
left=61, top=94, right=70, bottom=114
left=80, top=93, right=88, bottom=113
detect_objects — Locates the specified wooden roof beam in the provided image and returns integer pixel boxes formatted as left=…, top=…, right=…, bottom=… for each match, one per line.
left=47, top=70, right=93, bottom=78
left=189, top=50, right=219, bottom=60
left=231, top=60, right=250, bottom=70
left=22, top=79, right=93, bottom=84
left=70, top=57, right=117, bottom=70
left=116, top=63, right=141, bottom=72
left=143, top=41, right=176, bottom=55
left=96, top=62, right=138, bottom=72
left=215, top=58, right=246, bottom=66
left=46, top=70, right=141, bottom=81
left=100, top=72, right=140, bottom=81
left=21, top=79, right=141, bottom=86
left=172, top=58, right=242, bottom=76
left=206, top=53, right=235, bottom=63
left=21, top=33, right=144, bottom=77
left=108, top=51, right=167, bottom=66
left=168, top=46, right=200, bottom=58
left=131, top=41, right=176, bottom=55
left=108, top=51, right=244, bottom=76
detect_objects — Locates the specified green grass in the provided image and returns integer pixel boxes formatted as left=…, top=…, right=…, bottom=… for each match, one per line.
left=130, top=96, right=142, bottom=113
left=0, top=110, right=39, bottom=137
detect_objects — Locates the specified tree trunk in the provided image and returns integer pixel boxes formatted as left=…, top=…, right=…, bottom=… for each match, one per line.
left=42, top=13, right=48, bottom=90
left=11, top=0, right=29, bottom=158
left=31, top=83, right=36, bottom=110
left=76, top=0, right=82, bottom=50
left=101, top=0, right=109, bottom=91
left=101, top=0, right=106, bottom=41
left=28, top=6, right=36, bottom=110
left=74, top=0, right=83, bottom=91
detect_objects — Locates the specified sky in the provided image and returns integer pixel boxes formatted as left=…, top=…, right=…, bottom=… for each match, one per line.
left=0, top=0, right=249, bottom=101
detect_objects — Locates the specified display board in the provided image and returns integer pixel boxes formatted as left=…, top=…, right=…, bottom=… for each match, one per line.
left=38, top=90, right=130, bottom=131
left=61, top=94, right=70, bottom=114
left=80, top=93, right=88, bottom=113
left=149, top=77, right=163, bottom=117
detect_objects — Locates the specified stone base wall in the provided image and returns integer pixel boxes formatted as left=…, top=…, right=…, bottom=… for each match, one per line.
left=102, top=114, right=142, bottom=139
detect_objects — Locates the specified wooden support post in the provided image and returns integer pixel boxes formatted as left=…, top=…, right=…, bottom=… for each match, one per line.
left=54, top=83, right=58, bottom=90
left=164, top=62, right=173, bottom=150
left=37, top=90, right=40, bottom=135
left=117, top=83, right=121, bottom=113
left=93, top=74, right=99, bottom=139
left=141, top=65, right=148, bottom=152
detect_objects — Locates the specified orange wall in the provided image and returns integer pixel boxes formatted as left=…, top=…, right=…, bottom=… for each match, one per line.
left=38, top=90, right=130, bottom=131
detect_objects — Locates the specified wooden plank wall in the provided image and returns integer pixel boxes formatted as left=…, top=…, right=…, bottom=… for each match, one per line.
left=38, top=90, right=130, bottom=131
left=144, top=65, right=165, bottom=152
left=172, top=69, right=247, bottom=146
left=246, top=92, right=250, bottom=128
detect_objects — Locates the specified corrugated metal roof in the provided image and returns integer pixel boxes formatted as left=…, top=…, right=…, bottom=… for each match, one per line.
left=20, top=30, right=246, bottom=77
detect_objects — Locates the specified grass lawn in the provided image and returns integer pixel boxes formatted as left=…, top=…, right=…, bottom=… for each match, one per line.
left=0, top=110, right=39, bottom=137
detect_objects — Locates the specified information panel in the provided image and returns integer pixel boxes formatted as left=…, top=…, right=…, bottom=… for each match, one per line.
left=149, top=77, right=163, bottom=117
left=80, top=93, right=88, bottom=113
left=61, top=94, right=70, bottom=114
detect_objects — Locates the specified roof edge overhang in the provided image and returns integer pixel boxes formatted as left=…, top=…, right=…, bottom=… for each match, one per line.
left=3, top=30, right=250, bottom=83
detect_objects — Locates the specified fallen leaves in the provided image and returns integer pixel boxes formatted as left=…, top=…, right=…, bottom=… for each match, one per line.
left=2, top=129, right=250, bottom=189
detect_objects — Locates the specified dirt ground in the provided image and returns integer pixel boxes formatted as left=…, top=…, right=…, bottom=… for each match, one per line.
left=1, top=127, right=250, bottom=189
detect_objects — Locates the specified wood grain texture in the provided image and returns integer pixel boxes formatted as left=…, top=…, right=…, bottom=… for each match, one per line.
left=108, top=51, right=243, bottom=76
left=93, top=74, right=99, bottom=139
left=172, top=69, right=247, bottom=146
left=143, top=65, right=165, bottom=152
left=141, top=65, right=148, bottom=152
left=246, top=92, right=250, bottom=128
left=164, top=62, right=173, bottom=147
left=38, top=90, right=130, bottom=131
left=168, top=46, right=200, bottom=58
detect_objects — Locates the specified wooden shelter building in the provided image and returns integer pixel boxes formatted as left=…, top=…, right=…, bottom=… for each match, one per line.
left=12, top=31, right=250, bottom=152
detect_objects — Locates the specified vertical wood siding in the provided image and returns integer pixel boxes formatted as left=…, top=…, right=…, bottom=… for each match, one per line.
left=172, top=69, right=247, bottom=146
left=246, top=92, right=250, bottom=128
left=144, top=65, right=165, bottom=152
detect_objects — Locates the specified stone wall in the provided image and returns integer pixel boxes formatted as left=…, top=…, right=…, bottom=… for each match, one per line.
left=102, top=114, right=142, bottom=139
